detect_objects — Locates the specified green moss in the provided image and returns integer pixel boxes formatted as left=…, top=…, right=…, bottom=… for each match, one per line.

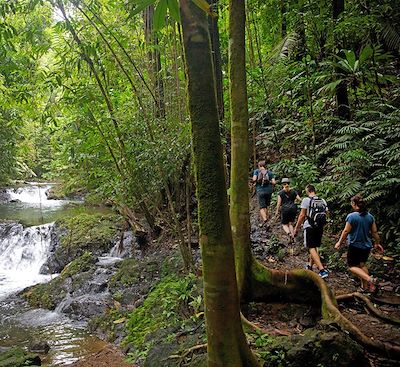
left=23, top=252, right=96, bottom=310
left=22, top=278, right=63, bottom=310
left=109, top=258, right=139, bottom=288
left=55, top=213, right=122, bottom=259
left=123, top=274, right=202, bottom=361
left=61, top=251, right=96, bottom=278
left=0, top=347, right=41, bottom=367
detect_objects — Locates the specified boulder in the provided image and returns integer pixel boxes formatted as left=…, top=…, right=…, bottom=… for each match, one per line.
left=28, top=340, right=50, bottom=354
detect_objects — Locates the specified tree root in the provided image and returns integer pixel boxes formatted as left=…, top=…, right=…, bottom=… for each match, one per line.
left=371, top=294, right=400, bottom=306
left=167, top=344, right=207, bottom=366
left=337, top=292, right=400, bottom=325
left=249, top=259, right=400, bottom=359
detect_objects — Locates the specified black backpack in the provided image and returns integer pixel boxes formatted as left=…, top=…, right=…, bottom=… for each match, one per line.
left=307, top=196, right=327, bottom=228
left=257, top=169, right=270, bottom=186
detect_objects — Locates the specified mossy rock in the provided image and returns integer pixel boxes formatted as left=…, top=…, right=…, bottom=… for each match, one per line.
left=0, top=347, right=41, bottom=366
left=50, top=213, right=123, bottom=270
left=61, top=251, right=97, bottom=278
left=109, top=258, right=139, bottom=289
left=23, top=252, right=97, bottom=310
left=255, top=327, right=368, bottom=367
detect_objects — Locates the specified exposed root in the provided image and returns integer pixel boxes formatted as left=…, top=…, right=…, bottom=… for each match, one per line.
left=249, top=259, right=400, bottom=359
left=337, top=292, right=400, bottom=325
left=167, top=344, right=207, bottom=366
left=371, top=294, right=400, bottom=306
left=241, top=312, right=268, bottom=334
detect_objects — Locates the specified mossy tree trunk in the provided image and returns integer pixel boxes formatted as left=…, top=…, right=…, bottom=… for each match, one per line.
left=333, top=0, right=350, bottom=120
left=228, top=0, right=253, bottom=300
left=179, top=1, right=259, bottom=365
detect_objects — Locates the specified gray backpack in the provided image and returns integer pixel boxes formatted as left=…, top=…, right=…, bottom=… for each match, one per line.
left=257, top=169, right=270, bottom=186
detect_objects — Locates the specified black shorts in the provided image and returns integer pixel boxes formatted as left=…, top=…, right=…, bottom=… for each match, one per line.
left=304, top=227, right=323, bottom=248
left=281, top=207, right=297, bottom=224
left=257, top=191, right=272, bottom=209
left=347, top=246, right=371, bottom=267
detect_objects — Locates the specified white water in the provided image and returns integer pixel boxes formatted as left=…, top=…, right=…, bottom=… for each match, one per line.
left=0, top=221, right=54, bottom=299
left=0, top=183, right=107, bottom=366
left=7, top=183, right=65, bottom=207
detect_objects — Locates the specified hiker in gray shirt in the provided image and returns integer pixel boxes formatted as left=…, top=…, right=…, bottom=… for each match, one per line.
left=294, top=184, right=329, bottom=279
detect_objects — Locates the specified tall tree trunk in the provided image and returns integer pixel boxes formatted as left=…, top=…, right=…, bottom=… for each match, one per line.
left=281, top=0, right=287, bottom=38
left=144, top=5, right=166, bottom=118
left=179, top=1, right=259, bottom=365
left=207, top=1, right=224, bottom=121
left=333, top=0, right=350, bottom=120
left=229, top=0, right=253, bottom=300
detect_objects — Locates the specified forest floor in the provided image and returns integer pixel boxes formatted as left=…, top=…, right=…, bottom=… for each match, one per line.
left=72, top=199, right=399, bottom=367
left=247, top=198, right=400, bottom=366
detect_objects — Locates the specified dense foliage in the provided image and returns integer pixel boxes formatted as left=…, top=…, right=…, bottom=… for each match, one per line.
left=0, top=0, right=399, bottom=249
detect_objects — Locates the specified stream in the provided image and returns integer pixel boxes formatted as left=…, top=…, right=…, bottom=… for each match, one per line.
left=0, top=183, right=109, bottom=365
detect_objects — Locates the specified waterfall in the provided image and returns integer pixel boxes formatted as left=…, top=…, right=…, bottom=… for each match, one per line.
left=0, top=221, right=54, bottom=299
left=6, top=183, right=59, bottom=205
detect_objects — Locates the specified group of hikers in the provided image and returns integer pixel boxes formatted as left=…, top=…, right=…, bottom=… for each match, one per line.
left=252, top=160, right=384, bottom=293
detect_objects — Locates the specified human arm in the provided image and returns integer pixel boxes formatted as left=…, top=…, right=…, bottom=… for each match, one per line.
left=252, top=169, right=258, bottom=183
left=275, top=195, right=282, bottom=217
left=294, top=208, right=306, bottom=236
left=371, top=222, right=384, bottom=253
left=295, top=194, right=301, bottom=203
left=335, top=222, right=352, bottom=250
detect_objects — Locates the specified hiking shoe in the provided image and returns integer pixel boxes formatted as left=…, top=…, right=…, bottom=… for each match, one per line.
left=305, top=265, right=313, bottom=271
left=259, top=220, right=268, bottom=228
left=368, top=276, right=379, bottom=294
left=318, top=269, right=329, bottom=279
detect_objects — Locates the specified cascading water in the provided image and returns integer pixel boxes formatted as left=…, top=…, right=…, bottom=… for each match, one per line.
left=0, top=221, right=53, bottom=299
left=7, top=183, right=53, bottom=204
left=0, top=183, right=107, bottom=366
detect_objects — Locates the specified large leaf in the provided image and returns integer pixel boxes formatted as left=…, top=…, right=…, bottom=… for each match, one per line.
left=359, top=44, right=373, bottom=64
left=128, top=0, right=155, bottom=17
left=154, top=0, right=168, bottom=30
left=167, top=0, right=180, bottom=23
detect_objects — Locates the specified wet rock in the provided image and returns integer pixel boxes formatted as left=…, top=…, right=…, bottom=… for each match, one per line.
left=0, top=188, right=10, bottom=203
left=0, top=347, right=41, bottom=366
left=40, top=214, right=123, bottom=274
left=28, top=340, right=50, bottom=354
left=58, top=294, right=112, bottom=320
left=261, top=327, right=369, bottom=367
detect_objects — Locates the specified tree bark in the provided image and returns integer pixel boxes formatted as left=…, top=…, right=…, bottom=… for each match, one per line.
left=333, top=0, right=351, bottom=120
left=207, top=1, right=224, bottom=121
left=179, top=1, right=259, bottom=365
left=228, top=0, right=253, bottom=301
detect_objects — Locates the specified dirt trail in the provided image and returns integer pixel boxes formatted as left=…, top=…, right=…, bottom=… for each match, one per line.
left=249, top=198, right=400, bottom=365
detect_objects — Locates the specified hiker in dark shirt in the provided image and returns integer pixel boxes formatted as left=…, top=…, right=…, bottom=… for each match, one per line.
left=252, top=160, right=276, bottom=228
left=335, top=195, right=384, bottom=293
left=275, top=178, right=301, bottom=243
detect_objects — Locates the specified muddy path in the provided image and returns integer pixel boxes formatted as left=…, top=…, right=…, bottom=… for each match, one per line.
left=248, top=198, right=400, bottom=366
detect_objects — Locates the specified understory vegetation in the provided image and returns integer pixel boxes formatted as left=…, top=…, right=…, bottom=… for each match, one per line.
left=0, top=0, right=399, bottom=365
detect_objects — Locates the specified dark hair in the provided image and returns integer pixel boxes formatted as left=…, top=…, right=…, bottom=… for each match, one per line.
left=258, top=160, right=266, bottom=168
left=351, top=195, right=367, bottom=216
left=306, top=184, right=316, bottom=194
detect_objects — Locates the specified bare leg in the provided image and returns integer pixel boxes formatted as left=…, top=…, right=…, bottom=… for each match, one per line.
left=349, top=263, right=371, bottom=288
left=288, top=223, right=295, bottom=237
left=260, top=208, right=268, bottom=222
left=309, top=248, right=323, bottom=270
left=282, top=224, right=291, bottom=235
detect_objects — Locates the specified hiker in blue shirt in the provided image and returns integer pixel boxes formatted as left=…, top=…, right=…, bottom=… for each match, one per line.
left=335, top=195, right=384, bottom=293
left=252, top=160, right=276, bottom=228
